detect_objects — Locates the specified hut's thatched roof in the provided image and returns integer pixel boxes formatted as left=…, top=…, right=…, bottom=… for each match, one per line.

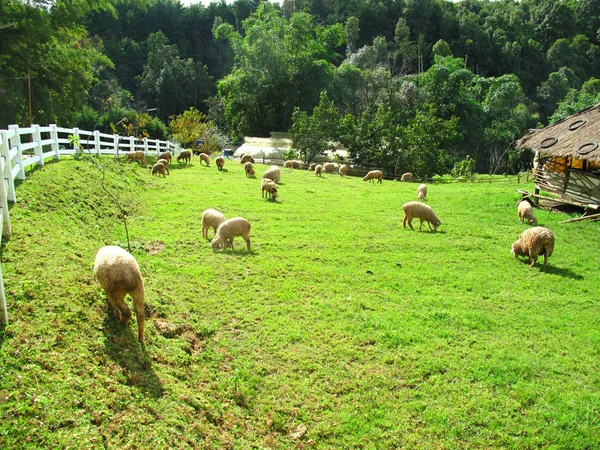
left=517, top=103, right=600, bottom=162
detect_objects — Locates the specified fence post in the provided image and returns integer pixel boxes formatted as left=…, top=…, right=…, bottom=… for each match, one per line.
left=143, top=137, right=149, bottom=157
left=517, top=172, right=521, bottom=184
left=1, top=130, right=16, bottom=203
left=113, top=134, right=120, bottom=158
left=0, top=134, right=11, bottom=237
left=94, top=130, right=101, bottom=156
left=50, top=124, right=60, bottom=160
left=8, top=125, right=26, bottom=181
left=0, top=263, right=7, bottom=325
left=33, top=124, right=44, bottom=167
left=129, top=136, right=135, bottom=154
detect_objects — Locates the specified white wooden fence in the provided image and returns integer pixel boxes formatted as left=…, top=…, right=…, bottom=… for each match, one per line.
left=0, top=124, right=180, bottom=324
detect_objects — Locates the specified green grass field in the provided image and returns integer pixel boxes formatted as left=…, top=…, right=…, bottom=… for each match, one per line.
left=0, top=155, right=599, bottom=449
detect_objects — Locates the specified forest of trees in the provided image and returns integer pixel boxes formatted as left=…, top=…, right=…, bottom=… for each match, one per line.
left=1, top=0, right=600, bottom=175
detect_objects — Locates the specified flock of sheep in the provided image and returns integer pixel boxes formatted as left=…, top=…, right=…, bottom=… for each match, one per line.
left=96, top=150, right=555, bottom=343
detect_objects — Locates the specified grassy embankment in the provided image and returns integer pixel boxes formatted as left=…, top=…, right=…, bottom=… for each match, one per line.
left=0, top=155, right=599, bottom=449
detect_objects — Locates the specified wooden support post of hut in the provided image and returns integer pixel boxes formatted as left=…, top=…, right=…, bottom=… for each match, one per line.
left=516, top=102, right=600, bottom=209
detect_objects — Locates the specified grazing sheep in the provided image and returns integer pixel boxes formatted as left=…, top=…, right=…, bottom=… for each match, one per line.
left=156, top=158, right=170, bottom=175
left=202, top=208, right=226, bottom=239
left=284, top=160, right=294, bottom=168
left=292, top=160, right=303, bottom=169
left=517, top=200, right=537, bottom=226
left=126, top=151, right=145, bottom=163
left=401, top=172, right=414, bottom=182
left=215, top=156, right=225, bottom=171
left=176, top=150, right=192, bottom=164
left=261, top=178, right=278, bottom=200
left=157, top=151, right=172, bottom=164
left=199, top=153, right=210, bottom=166
left=339, top=164, right=348, bottom=177
left=244, top=161, right=255, bottom=177
left=402, top=201, right=441, bottom=231
left=262, top=165, right=281, bottom=183
left=211, top=217, right=252, bottom=253
left=151, top=162, right=167, bottom=177
left=308, top=163, right=316, bottom=171
left=323, top=162, right=335, bottom=173
left=315, top=164, right=323, bottom=177
left=511, top=226, right=554, bottom=268
left=94, top=246, right=145, bottom=343
left=240, top=154, right=255, bottom=164
left=417, top=183, right=427, bottom=201
left=363, top=170, right=383, bottom=183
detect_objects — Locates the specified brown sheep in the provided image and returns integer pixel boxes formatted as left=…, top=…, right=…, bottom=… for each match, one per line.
left=244, top=161, right=255, bottom=178
left=402, top=202, right=441, bottom=231
left=511, top=227, right=554, bottom=268
left=363, top=170, right=383, bottom=183
left=261, top=178, right=278, bottom=200
left=323, top=162, right=335, bottom=173
left=240, top=154, right=255, bottom=164
left=126, top=151, right=145, bottom=164
left=401, top=172, right=414, bottom=182
left=339, top=164, right=348, bottom=177
left=176, top=150, right=192, bottom=164
left=199, top=153, right=211, bottom=166
left=211, top=218, right=252, bottom=253
left=215, top=156, right=225, bottom=170
left=314, top=164, right=323, bottom=177
left=157, top=151, right=172, bottom=164
left=152, top=162, right=167, bottom=177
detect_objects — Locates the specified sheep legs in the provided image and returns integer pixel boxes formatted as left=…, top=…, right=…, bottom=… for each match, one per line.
left=244, top=236, right=251, bottom=251
left=106, top=289, right=132, bottom=324
left=403, top=215, right=415, bottom=230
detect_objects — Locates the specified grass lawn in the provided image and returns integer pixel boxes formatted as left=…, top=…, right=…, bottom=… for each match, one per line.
left=0, top=155, right=599, bottom=449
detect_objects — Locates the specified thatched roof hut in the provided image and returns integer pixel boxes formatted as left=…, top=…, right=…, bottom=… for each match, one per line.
left=516, top=103, right=600, bottom=206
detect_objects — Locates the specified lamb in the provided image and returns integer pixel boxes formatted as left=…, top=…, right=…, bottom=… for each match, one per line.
left=176, top=150, right=191, bottom=164
left=323, top=162, right=335, bottom=173
left=308, top=163, right=316, bottom=171
left=199, top=152, right=211, bottom=166
left=244, top=161, right=255, bottom=177
left=363, top=170, right=383, bottom=183
left=339, top=164, right=348, bottom=177
left=151, top=162, right=167, bottom=177
left=417, top=183, right=427, bottom=201
left=262, top=165, right=281, bottom=183
left=202, top=208, right=226, bottom=239
left=292, top=160, right=303, bottom=169
left=401, top=172, right=414, bottom=182
left=126, top=151, right=145, bottom=163
left=402, top=201, right=441, bottom=231
left=261, top=178, right=278, bottom=200
left=156, top=158, right=170, bottom=175
left=215, top=156, right=225, bottom=171
left=211, top=217, right=252, bottom=253
left=94, top=246, right=145, bottom=342
left=517, top=200, right=537, bottom=226
left=284, top=160, right=294, bottom=168
left=315, top=164, right=323, bottom=177
left=240, top=154, right=255, bottom=164
left=157, top=151, right=172, bottom=164
left=511, top=226, right=554, bottom=268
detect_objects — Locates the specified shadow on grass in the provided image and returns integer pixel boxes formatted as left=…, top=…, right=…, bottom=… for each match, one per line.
left=541, top=264, right=583, bottom=280
left=217, top=168, right=229, bottom=173
left=102, top=314, right=164, bottom=398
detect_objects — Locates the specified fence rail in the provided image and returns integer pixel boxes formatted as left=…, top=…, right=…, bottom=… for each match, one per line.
left=0, top=123, right=180, bottom=324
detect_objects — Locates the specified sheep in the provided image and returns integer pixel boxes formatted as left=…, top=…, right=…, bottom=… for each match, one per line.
left=261, top=178, right=278, bottom=200
left=157, top=151, right=172, bottom=164
left=215, top=156, right=225, bottom=171
left=401, top=172, right=414, bottom=182
left=323, top=162, right=335, bottom=173
left=283, top=159, right=302, bottom=169
left=94, top=246, right=145, bottom=342
left=176, top=150, right=192, bottom=164
left=199, top=152, right=211, bottom=166
left=284, top=160, right=294, bottom=168
left=211, top=217, right=252, bottom=253
left=202, top=208, right=226, bottom=239
left=308, top=163, right=316, bottom=171
left=151, top=162, right=167, bottom=177
left=339, top=164, right=348, bottom=177
left=402, top=201, right=441, bottom=231
left=315, top=164, right=323, bottom=177
left=262, top=165, right=281, bottom=183
left=517, top=200, right=537, bottom=226
left=363, top=170, right=383, bottom=183
left=240, top=154, right=255, bottom=164
left=417, top=183, right=427, bottom=201
left=156, top=158, right=170, bottom=175
left=511, top=226, right=554, bottom=268
left=244, top=161, right=255, bottom=177
left=126, top=151, right=145, bottom=163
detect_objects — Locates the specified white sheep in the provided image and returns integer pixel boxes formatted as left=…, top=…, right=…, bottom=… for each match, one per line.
left=323, top=162, right=335, bottom=173
left=215, top=155, right=225, bottom=171
left=261, top=178, right=278, bottom=200
left=417, top=183, right=427, bottom=201
left=339, top=164, right=348, bottom=177
left=199, top=152, right=211, bottom=166
left=94, top=246, right=145, bottom=342
left=202, top=208, right=226, bottom=239
left=315, top=164, right=323, bottom=177
left=244, top=161, right=255, bottom=177
left=401, top=172, right=414, bottom=182
left=511, top=226, right=554, bottom=268
left=240, top=154, right=255, bottom=164
left=517, top=200, right=537, bottom=226
left=363, top=170, right=383, bottom=183
left=211, top=217, right=252, bottom=253
left=262, top=165, right=281, bottom=183
left=176, top=150, right=191, bottom=164
left=402, top=201, right=441, bottom=231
